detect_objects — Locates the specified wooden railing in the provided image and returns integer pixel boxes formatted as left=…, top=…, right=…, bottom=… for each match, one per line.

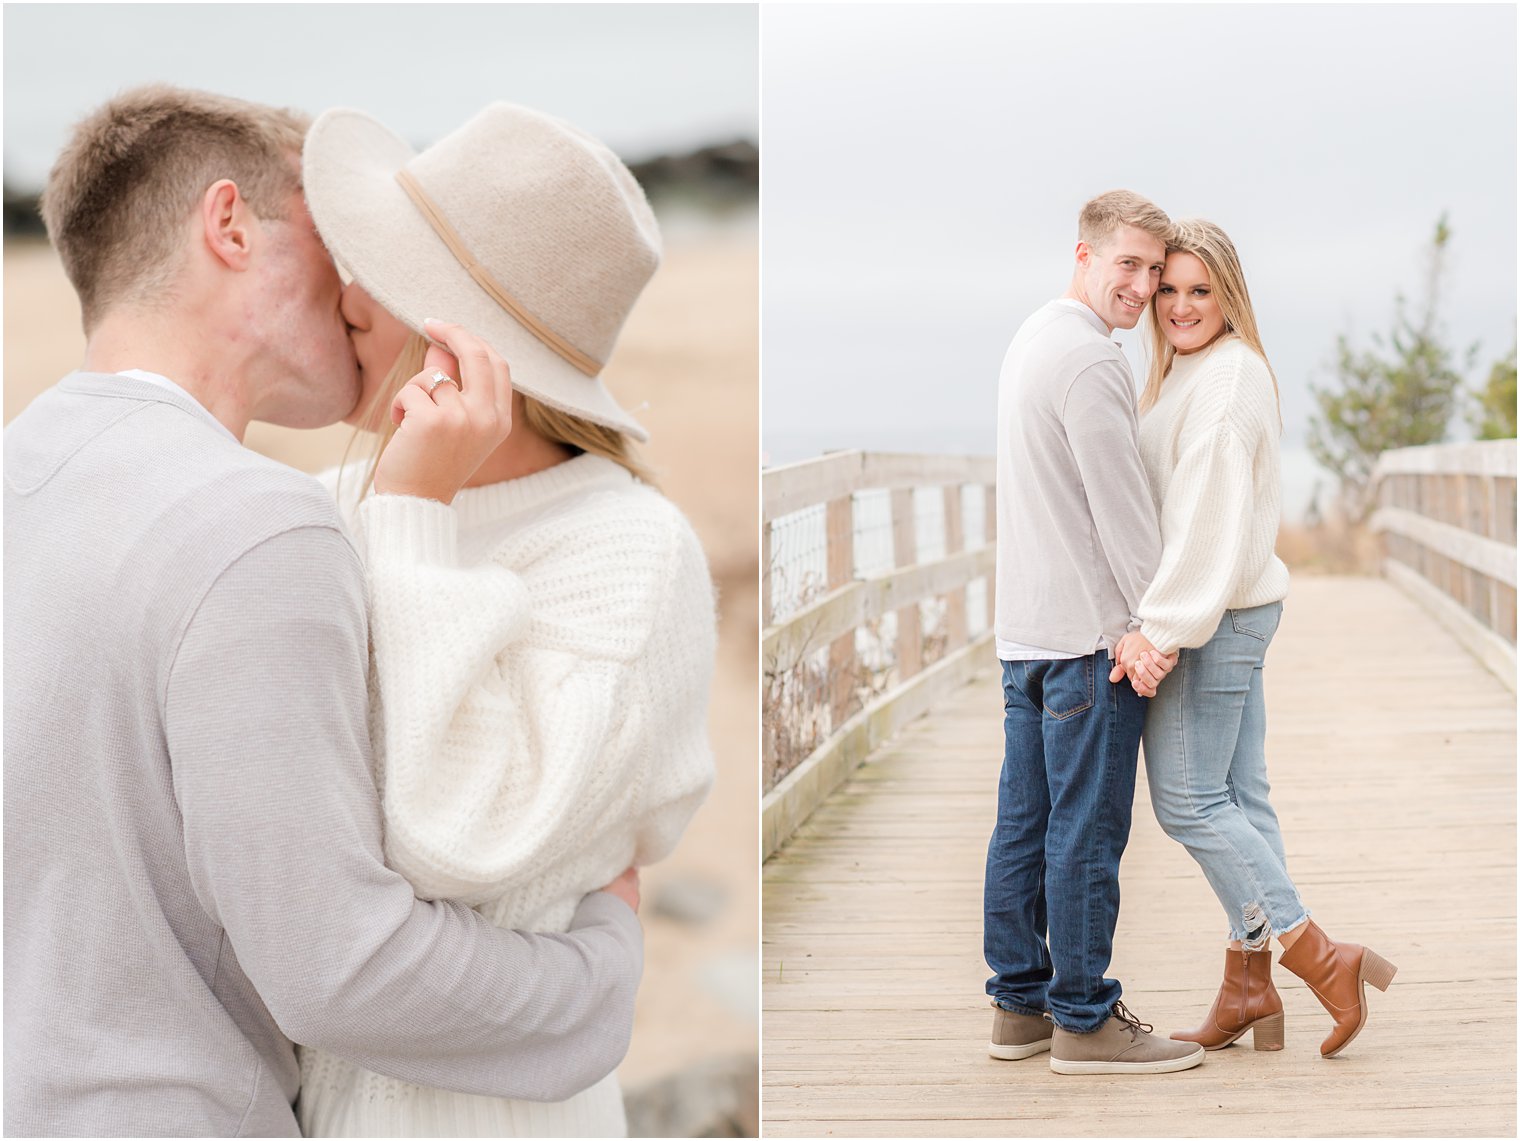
left=1370, top=439, right=1517, bottom=689
left=761, top=451, right=996, bottom=858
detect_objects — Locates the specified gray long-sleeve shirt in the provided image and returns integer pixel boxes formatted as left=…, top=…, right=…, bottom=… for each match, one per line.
left=994, top=300, right=1163, bottom=654
left=3, top=373, right=643, bottom=1138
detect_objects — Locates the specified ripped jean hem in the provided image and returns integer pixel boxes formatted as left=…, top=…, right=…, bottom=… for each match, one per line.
left=1229, top=907, right=1312, bottom=948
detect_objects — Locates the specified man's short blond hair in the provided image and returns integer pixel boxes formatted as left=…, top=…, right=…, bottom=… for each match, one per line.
left=1077, top=190, right=1171, bottom=251
left=40, top=84, right=310, bottom=331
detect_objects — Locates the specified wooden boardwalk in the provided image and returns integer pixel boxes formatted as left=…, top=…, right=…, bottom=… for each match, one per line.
left=762, top=576, right=1516, bottom=1137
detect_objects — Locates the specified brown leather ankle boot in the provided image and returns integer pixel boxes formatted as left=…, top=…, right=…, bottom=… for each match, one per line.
left=1277, top=920, right=1396, bottom=1057
left=1171, top=947, right=1284, bottom=1051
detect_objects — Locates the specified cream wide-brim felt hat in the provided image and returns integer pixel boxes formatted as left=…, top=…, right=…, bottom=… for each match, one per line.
left=302, top=102, right=660, bottom=442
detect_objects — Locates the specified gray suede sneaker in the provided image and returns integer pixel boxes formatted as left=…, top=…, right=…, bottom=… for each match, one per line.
left=1049, top=1002, right=1206, bottom=1075
left=988, top=1003, right=1054, bottom=1060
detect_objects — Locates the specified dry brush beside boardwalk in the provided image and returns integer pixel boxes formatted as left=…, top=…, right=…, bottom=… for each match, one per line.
left=762, top=576, right=1516, bottom=1138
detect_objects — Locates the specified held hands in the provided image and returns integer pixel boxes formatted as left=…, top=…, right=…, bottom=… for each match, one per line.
left=598, top=866, right=641, bottom=914
left=372, top=319, right=514, bottom=506
left=1108, top=631, right=1177, bottom=698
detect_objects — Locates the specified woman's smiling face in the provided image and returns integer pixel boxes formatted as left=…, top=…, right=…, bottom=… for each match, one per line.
left=1154, top=251, right=1227, bottom=355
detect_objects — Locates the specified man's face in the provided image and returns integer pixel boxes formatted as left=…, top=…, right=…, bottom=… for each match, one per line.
left=339, top=280, right=413, bottom=430
left=1074, top=224, right=1167, bottom=332
left=251, top=192, right=361, bottom=428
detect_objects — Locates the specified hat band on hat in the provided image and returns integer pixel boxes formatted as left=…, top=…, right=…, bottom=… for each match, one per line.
left=394, top=168, right=604, bottom=377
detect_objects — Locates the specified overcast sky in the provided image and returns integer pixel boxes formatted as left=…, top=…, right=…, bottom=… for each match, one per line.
left=2, top=4, right=757, bottom=187
left=761, top=3, right=1517, bottom=517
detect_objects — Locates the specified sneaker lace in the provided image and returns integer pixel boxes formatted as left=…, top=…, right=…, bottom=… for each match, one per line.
left=1111, top=1000, right=1153, bottom=1040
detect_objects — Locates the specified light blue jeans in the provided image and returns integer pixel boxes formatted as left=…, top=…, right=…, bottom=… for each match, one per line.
left=1143, top=602, right=1309, bottom=948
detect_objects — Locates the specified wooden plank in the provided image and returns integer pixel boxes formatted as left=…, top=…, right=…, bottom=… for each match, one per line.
left=826, top=494, right=855, bottom=729
left=761, top=576, right=1516, bottom=1138
left=1496, top=477, right=1518, bottom=545
left=761, top=518, right=773, bottom=626
left=760, top=633, right=994, bottom=860
left=762, top=546, right=996, bottom=668
left=764, top=451, right=999, bottom=521
left=891, top=488, right=922, bottom=682
left=943, top=485, right=968, bottom=651
left=858, top=452, right=996, bottom=490
left=763, top=450, right=864, bottom=521
left=1371, top=506, right=1518, bottom=587
left=1372, top=438, right=1517, bottom=478
left=1383, top=559, right=1517, bottom=690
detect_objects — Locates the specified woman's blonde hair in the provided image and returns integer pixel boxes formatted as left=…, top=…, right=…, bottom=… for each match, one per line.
left=1142, top=218, right=1281, bottom=426
left=338, top=331, right=654, bottom=504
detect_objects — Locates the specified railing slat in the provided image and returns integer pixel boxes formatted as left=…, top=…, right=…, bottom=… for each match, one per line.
left=1369, top=439, right=1516, bottom=690
left=762, top=546, right=996, bottom=667
left=857, top=452, right=997, bottom=491
left=763, top=449, right=1000, bottom=854
left=942, top=485, right=968, bottom=651
left=1370, top=507, right=1518, bottom=587
left=891, top=488, right=922, bottom=682
left=763, top=450, right=997, bottom=521
left=763, top=451, right=864, bottom=520
left=1372, top=439, right=1518, bottom=478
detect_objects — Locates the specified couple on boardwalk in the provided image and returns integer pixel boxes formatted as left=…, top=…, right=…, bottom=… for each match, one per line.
left=5, top=86, right=715, bottom=1136
left=986, top=191, right=1396, bottom=1075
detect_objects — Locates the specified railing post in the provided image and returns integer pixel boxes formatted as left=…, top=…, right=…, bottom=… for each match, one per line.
left=891, top=488, right=921, bottom=683
left=826, top=493, right=856, bottom=730
left=943, top=484, right=967, bottom=652
left=761, top=518, right=773, bottom=628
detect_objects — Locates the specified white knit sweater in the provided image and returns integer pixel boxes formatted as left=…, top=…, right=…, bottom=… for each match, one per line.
left=297, top=453, right=717, bottom=1138
left=1136, top=337, right=1290, bottom=653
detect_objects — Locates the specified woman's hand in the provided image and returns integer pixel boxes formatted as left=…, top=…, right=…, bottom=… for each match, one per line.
left=1109, top=631, right=1177, bottom=697
left=372, top=319, right=514, bottom=505
left=597, top=866, right=641, bottom=914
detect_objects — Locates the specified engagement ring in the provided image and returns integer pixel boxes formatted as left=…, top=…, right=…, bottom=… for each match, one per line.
left=427, top=370, right=461, bottom=395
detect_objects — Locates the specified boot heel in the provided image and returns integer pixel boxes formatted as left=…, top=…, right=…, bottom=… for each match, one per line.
left=1361, top=949, right=1397, bottom=992
left=1251, top=1011, right=1285, bottom=1051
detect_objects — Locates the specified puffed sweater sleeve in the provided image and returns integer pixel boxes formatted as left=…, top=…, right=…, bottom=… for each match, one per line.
left=628, top=515, right=718, bottom=868
left=1137, top=349, right=1279, bottom=653
left=354, top=490, right=715, bottom=904
left=164, top=524, right=642, bottom=1102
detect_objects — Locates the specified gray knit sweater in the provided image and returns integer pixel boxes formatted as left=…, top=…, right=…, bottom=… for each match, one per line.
left=3, top=373, right=642, bottom=1138
left=994, top=301, right=1163, bottom=654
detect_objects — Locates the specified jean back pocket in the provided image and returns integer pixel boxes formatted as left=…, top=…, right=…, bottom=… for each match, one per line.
left=1229, top=603, right=1282, bottom=642
left=1041, top=655, right=1094, bottom=720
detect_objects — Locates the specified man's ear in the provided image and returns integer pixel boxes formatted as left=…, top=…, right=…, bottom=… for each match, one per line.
left=200, top=179, right=254, bottom=270
left=1074, top=240, right=1093, bottom=270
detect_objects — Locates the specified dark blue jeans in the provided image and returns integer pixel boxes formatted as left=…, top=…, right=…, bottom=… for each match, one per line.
left=983, top=654, right=1146, bottom=1032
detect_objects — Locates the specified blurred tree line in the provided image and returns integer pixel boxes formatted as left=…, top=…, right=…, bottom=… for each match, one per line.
left=4, top=139, right=758, bottom=237
left=1308, top=213, right=1516, bottom=521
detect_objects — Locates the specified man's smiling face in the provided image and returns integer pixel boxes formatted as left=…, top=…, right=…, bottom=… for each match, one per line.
left=1073, top=224, right=1167, bottom=332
